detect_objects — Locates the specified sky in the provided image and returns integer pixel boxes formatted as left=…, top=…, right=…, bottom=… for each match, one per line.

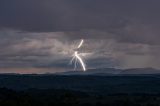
left=0, top=0, right=160, bottom=73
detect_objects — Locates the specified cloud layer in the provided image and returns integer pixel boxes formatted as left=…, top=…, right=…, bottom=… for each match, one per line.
left=0, top=0, right=160, bottom=73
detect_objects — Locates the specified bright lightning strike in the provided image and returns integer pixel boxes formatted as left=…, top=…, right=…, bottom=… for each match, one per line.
left=70, top=39, right=86, bottom=71
left=75, top=51, right=86, bottom=71
left=77, top=39, right=84, bottom=48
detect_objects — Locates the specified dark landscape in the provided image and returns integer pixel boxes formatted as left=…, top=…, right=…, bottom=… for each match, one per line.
left=1, top=68, right=160, bottom=105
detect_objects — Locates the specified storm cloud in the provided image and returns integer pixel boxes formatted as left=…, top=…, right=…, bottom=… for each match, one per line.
left=1, top=0, right=160, bottom=44
left=0, top=0, right=160, bottom=73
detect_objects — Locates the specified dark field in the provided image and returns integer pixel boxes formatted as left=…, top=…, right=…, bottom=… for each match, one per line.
left=1, top=74, right=160, bottom=105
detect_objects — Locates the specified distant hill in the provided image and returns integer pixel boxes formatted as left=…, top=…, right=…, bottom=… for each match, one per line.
left=119, top=68, right=160, bottom=74
left=56, top=68, right=160, bottom=75
left=55, top=68, right=121, bottom=75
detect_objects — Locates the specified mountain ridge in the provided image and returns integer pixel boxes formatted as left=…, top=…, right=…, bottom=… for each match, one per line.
left=55, top=67, right=160, bottom=75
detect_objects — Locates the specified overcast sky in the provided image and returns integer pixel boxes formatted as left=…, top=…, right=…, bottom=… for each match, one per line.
left=0, top=0, right=160, bottom=73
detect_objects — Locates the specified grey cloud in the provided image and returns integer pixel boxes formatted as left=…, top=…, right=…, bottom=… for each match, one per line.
left=1, top=0, right=160, bottom=72
left=1, top=0, right=160, bottom=45
left=64, top=20, right=160, bottom=45
left=1, top=0, right=160, bottom=32
left=0, top=30, right=73, bottom=69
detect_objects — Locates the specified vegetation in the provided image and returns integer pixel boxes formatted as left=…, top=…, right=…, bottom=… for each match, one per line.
left=1, top=88, right=160, bottom=106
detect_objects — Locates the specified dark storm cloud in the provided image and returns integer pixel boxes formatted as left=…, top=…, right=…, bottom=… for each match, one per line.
left=0, top=0, right=129, bottom=31
left=1, top=30, right=160, bottom=71
left=1, top=0, right=160, bottom=72
left=0, top=0, right=160, bottom=31
left=1, top=0, right=160, bottom=45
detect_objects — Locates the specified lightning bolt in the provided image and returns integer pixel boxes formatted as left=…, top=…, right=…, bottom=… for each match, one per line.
left=77, top=39, right=84, bottom=48
left=70, top=39, right=86, bottom=71
left=74, top=51, right=86, bottom=71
